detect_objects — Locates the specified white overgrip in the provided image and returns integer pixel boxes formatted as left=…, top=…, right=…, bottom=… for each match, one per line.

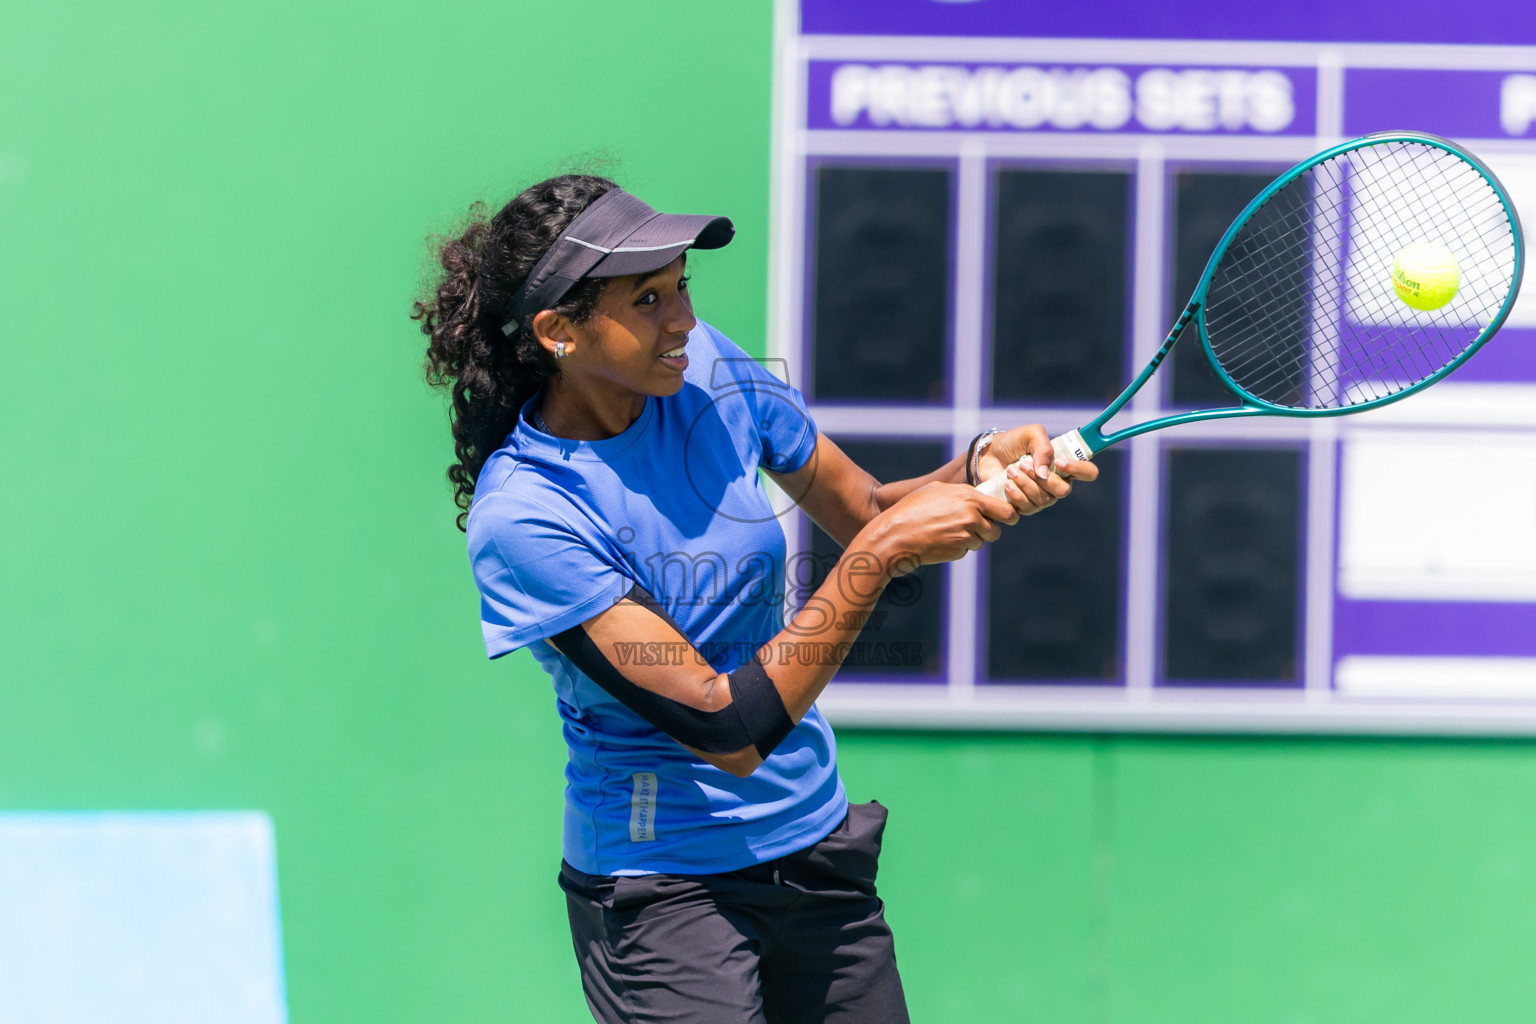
left=974, top=428, right=1093, bottom=501
left=1053, top=428, right=1093, bottom=464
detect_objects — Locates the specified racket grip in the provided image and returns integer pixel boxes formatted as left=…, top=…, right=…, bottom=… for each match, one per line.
left=974, top=429, right=1094, bottom=501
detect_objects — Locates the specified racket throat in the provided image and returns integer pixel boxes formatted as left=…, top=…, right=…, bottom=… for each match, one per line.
left=1084, top=300, right=1202, bottom=439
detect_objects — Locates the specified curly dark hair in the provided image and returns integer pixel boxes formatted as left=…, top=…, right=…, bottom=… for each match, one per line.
left=413, top=174, right=618, bottom=529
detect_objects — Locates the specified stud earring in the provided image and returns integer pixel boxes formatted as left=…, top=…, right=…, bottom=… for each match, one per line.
left=555, top=342, right=567, bottom=359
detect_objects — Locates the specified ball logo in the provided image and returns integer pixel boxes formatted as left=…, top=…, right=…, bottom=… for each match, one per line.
left=1391, top=242, right=1461, bottom=312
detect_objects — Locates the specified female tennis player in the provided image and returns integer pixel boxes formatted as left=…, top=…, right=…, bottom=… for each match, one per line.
left=414, top=174, right=1096, bottom=1024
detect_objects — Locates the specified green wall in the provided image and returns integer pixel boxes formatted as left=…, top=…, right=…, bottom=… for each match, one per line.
left=843, top=733, right=1536, bottom=1022
left=3, top=2, right=1535, bottom=1021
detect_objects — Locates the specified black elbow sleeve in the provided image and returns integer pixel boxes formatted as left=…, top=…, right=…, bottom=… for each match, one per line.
left=725, top=657, right=795, bottom=759
left=546, top=588, right=796, bottom=760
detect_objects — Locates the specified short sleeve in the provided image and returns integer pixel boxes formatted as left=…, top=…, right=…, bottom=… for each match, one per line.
left=698, top=322, right=820, bottom=474
left=468, top=490, right=630, bottom=659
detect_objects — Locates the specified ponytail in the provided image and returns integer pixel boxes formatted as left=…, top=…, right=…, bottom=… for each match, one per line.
left=413, top=174, right=617, bottom=529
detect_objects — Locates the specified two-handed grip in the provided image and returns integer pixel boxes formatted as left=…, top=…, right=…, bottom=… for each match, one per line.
left=974, top=429, right=1093, bottom=501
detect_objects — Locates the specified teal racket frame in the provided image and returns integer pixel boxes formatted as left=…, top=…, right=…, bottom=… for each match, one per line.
left=1064, top=131, right=1526, bottom=459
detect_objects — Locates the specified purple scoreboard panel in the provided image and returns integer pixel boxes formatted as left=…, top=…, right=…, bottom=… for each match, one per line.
left=772, top=0, right=1536, bottom=732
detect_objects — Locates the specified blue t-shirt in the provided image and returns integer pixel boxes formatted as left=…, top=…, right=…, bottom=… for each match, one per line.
left=466, top=321, right=847, bottom=876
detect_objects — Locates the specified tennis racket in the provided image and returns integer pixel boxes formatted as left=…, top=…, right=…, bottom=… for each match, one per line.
left=976, top=130, right=1525, bottom=500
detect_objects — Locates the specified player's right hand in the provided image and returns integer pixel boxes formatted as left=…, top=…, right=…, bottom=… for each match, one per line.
left=1000, top=454, right=1099, bottom=515
left=861, top=482, right=1017, bottom=575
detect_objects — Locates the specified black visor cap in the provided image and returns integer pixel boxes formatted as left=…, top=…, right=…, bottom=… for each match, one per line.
left=502, top=189, right=734, bottom=336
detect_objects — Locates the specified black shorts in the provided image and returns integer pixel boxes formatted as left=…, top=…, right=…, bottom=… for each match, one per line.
left=559, top=800, right=910, bottom=1024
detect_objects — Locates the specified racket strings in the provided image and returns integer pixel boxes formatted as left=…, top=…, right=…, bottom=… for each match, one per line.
left=1211, top=144, right=1507, bottom=405
left=1205, top=184, right=1328, bottom=404
left=1218, top=145, right=1495, bottom=402
left=1202, top=140, right=1518, bottom=410
left=1207, top=170, right=1342, bottom=400
left=1340, top=151, right=1511, bottom=386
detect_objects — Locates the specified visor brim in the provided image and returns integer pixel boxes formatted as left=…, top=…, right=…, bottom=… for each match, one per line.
left=584, top=213, right=735, bottom=278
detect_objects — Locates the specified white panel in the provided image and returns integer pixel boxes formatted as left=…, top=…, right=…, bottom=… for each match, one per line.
left=1337, top=655, right=1536, bottom=697
left=1347, top=381, right=1536, bottom=427
left=0, top=812, right=287, bottom=1024
left=798, top=37, right=1536, bottom=73
left=818, top=683, right=1536, bottom=734
left=1473, top=152, right=1536, bottom=328
left=1339, top=429, right=1536, bottom=600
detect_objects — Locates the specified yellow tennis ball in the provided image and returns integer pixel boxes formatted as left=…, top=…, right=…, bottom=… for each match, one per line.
left=1391, top=241, right=1461, bottom=311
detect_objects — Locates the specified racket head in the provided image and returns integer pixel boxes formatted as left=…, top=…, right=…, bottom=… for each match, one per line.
left=1189, top=131, right=1524, bottom=417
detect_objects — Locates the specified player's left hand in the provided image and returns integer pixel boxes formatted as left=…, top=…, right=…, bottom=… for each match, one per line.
left=977, top=425, right=1099, bottom=516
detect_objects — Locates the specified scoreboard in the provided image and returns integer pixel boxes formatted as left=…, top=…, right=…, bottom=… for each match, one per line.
left=769, top=0, right=1536, bottom=732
